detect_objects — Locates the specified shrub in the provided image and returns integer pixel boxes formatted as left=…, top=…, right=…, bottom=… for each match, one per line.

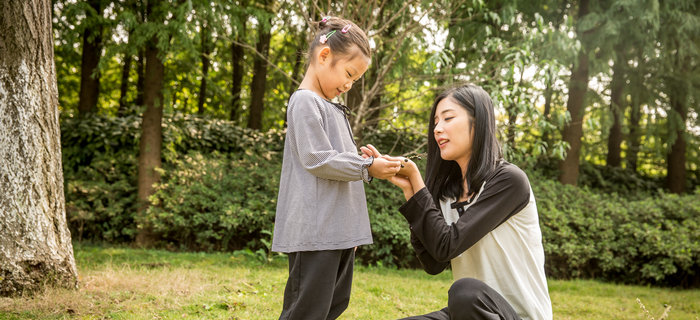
left=144, top=151, right=281, bottom=251
left=60, top=115, right=700, bottom=287
left=533, top=175, right=700, bottom=287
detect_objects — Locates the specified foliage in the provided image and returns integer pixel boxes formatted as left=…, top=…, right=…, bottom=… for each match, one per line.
left=60, top=113, right=284, bottom=243
left=61, top=115, right=700, bottom=287
left=533, top=174, right=700, bottom=287
left=144, top=151, right=281, bottom=252
left=61, top=114, right=142, bottom=242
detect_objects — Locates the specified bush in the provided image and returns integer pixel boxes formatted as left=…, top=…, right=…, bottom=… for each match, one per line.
left=144, top=151, right=281, bottom=251
left=61, top=115, right=700, bottom=287
left=533, top=175, right=700, bottom=287
left=61, top=113, right=284, bottom=243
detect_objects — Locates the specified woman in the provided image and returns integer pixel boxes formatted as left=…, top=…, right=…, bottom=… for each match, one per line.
left=363, top=84, right=552, bottom=319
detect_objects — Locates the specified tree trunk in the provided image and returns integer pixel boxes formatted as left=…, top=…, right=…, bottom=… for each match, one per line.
left=541, top=68, right=554, bottom=146
left=77, top=0, right=103, bottom=114
left=627, top=92, right=641, bottom=172
left=198, top=22, right=210, bottom=115
left=118, top=52, right=132, bottom=115
left=0, top=0, right=78, bottom=296
left=558, top=0, right=590, bottom=186
left=136, top=49, right=145, bottom=107
left=231, top=21, right=245, bottom=122
left=606, top=55, right=624, bottom=167
left=247, top=13, right=271, bottom=130
left=666, top=94, right=687, bottom=193
left=135, top=1, right=165, bottom=246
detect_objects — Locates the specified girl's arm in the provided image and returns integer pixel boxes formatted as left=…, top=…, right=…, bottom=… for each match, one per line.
left=398, top=164, right=531, bottom=262
left=288, top=93, right=400, bottom=181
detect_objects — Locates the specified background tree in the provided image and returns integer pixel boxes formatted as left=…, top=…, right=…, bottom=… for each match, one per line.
left=135, top=0, right=168, bottom=245
left=77, top=0, right=105, bottom=114
left=0, top=0, right=78, bottom=296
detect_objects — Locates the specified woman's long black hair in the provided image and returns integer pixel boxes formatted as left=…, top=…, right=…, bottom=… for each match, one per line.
left=424, top=84, right=503, bottom=203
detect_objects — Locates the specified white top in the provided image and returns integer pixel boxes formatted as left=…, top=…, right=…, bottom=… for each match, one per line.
left=440, top=188, right=552, bottom=320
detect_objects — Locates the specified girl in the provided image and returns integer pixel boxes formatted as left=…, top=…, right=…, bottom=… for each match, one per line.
left=364, top=84, right=552, bottom=319
left=271, top=17, right=402, bottom=320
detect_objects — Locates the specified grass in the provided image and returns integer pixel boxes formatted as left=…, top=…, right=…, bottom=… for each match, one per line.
left=0, top=245, right=699, bottom=319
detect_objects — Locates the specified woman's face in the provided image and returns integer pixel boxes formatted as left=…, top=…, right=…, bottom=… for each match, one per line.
left=433, top=96, right=474, bottom=167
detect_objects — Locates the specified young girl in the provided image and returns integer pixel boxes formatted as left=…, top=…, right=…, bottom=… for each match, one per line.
left=364, top=84, right=552, bottom=319
left=271, top=17, right=402, bottom=320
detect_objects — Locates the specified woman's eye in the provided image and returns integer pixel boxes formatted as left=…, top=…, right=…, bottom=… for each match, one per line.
left=347, top=72, right=353, bottom=77
left=445, top=117, right=454, bottom=121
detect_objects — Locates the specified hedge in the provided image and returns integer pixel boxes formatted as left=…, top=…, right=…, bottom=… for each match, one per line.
left=61, top=114, right=700, bottom=287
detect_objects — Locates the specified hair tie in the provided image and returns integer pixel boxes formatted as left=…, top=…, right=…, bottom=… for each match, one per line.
left=341, top=24, right=351, bottom=33
left=319, top=30, right=337, bottom=44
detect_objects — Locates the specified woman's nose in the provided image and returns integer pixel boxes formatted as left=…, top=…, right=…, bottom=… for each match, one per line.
left=434, top=123, right=444, bottom=133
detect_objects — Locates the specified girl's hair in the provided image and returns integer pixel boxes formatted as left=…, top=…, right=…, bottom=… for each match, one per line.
left=425, top=84, right=503, bottom=203
left=308, top=17, right=371, bottom=65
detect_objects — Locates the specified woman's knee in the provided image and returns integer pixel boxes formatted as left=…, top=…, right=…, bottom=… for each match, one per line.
left=448, top=277, right=489, bottom=303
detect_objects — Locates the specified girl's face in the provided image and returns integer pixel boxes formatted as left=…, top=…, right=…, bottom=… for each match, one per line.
left=315, top=46, right=370, bottom=100
left=433, top=96, right=474, bottom=168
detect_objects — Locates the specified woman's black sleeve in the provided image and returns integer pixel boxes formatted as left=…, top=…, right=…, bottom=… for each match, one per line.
left=409, top=231, right=449, bottom=275
left=398, top=165, right=531, bottom=262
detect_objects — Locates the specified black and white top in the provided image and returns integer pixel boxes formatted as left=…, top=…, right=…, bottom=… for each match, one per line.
left=272, top=89, right=374, bottom=253
left=399, top=162, right=552, bottom=320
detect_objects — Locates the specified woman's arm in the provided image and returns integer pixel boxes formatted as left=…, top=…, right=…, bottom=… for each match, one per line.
left=410, top=231, right=449, bottom=275
left=399, top=165, right=531, bottom=262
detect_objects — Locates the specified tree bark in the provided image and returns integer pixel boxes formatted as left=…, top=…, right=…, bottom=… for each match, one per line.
left=247, top=11, right=272, bottom=130
left=77, top=0, right=103, bottom=114
left=558, top=0, right=590, bottom=186
left=627, top=91, right=641, bottom=172
left=136, top=49, right=145, bottom=107
left=198, top=22, right=210, bottom=115
left=230, top=21, right=245, bottom=122
left=118, top=52, right=132, bottom=115
left=666, top=94, right=687, bottom=193
left=606, top=55, right=624, bottom=167
left=135, top=1, right=165, bottom=246
left=0, top=0, right=78, bottom=296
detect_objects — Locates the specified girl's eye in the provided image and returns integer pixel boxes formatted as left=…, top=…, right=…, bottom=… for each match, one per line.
left=347, top=72, right=353, bottom=77
left=445, top=117, right=454, bottom=121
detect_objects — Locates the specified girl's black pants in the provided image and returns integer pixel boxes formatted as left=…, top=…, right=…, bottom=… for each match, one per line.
left=278, top=248, right=355, bottom=320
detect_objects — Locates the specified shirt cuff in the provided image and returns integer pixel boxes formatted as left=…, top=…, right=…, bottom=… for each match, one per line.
left=361, top=156, right=374, bottom=183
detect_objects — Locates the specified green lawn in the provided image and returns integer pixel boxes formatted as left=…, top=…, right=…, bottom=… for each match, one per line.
left=0, top=245, right=698, bottom=319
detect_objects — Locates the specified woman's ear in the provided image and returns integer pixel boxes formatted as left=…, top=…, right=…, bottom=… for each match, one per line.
left=318, top=47, right=331, bottom=65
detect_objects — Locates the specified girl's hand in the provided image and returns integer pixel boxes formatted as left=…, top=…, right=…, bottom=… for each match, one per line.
left=368, top=157, right=401, bottom=179
left=360, top=144, right=382, bottom=159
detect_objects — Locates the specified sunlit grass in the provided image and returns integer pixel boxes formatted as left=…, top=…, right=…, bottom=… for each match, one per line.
left=0, top=245, right=698, bottom=319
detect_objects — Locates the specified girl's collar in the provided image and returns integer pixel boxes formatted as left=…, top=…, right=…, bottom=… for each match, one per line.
left=296, top=88, right=351, bottom=118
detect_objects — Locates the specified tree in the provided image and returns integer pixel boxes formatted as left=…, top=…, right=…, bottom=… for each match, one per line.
left=605, top=47, right=624, bottom=168
left=135, top=0, right=166, bottom=245
left=558, top=0, right=592, bottom=185
left=198, top=12, right=211, bottom=114
left=247, top=1, right=274, bottom=130
left=0, top=0, right=78, bottom=295
left=658, top=0, right=700, bottom=193
left=77, top=0, right=104, bottom=114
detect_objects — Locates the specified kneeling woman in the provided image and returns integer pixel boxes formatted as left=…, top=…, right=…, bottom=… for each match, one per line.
left=372, top=84, right=552, bottom=319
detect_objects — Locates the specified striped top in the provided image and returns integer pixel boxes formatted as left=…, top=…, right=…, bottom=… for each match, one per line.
left=272, top=89, right=374, bottom=252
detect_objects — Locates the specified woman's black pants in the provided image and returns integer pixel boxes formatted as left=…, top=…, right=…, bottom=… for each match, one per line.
left=399, top=277, right=521, bottom=320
